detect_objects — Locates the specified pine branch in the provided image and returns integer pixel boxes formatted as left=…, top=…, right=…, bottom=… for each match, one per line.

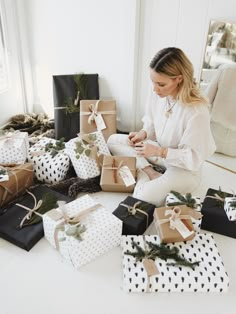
left=169, top=190, right=197, bottom=208
left=124, top=240, right=200, bottom=269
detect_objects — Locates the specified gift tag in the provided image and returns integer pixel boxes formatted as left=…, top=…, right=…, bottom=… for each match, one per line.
left=95, top=113, right=106, bottom=131
left=119, top=166, right=136, bottom=187
left=0, top=167, right=9, bottom=182
left=173, top=219, right=194, bottom=239
left=143, top=258, right=159, bottom=276
left=47, top=208, right=63, bottom=221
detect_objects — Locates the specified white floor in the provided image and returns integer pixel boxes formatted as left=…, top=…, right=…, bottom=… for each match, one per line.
left=0, top=161, right=236, bottom=314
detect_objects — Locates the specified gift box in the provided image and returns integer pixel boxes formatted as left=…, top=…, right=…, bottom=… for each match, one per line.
left=0, top=185, right=71, bottom=251
left=65, top=131, right=110, bottom=179
left=100, top=156, right=136, bottom=192
left=201, top=188, right=236, bottom=238
left=0, top=131, right=29, bottom=165
left=224, top=197, right=236, bottom=221
left=165, top=191, right=202, bottom=232
left=43, top=194, right=122, bottom=269
left=28, top=137, right=70, bottom=184
left=80, top=100, right=116, bottom=142
left=113, top=196, right=155, bottom=235
left=154, top=205, right=196, bottom=243
left=0, top=163, right=34, bottom=207
left=121, top=233, right=229, bottom=292
left=53, top=74, right=99, bottom=141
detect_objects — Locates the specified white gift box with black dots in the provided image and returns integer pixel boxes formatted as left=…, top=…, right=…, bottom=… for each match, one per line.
left=43, top=194, right=123, bottom=269
left=121, top=234, right=229, bottom=293
left=65, top=131, right=110, bottom=179
left=0, top=131, right=29, bottom=164
left=165, top=193, right=202, bottom=232
left=224, top=197, right=236, bottom=221
left=28, top=137, right=70, bottom=184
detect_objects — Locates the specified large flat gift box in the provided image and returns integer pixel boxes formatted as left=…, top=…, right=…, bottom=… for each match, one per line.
left=0, top=163, right=34, bottom=207
left=0, top=185, right=71, bottom=251
left=113, top=196, right=155, bottom=235
left=100, top=156, right=136, bottom=193
left=122, top=234, right=229, bottom=292
left=80, top=99, right=116, bottom=142
left=53, top=74, right=99, bottom=141
left=0, top=131, right=29, bottom=165
left=201, top=188, right=236, bottom=238
left=154, top=205, right=195, bottom=243
left=43, top=194, right=122, bottom=269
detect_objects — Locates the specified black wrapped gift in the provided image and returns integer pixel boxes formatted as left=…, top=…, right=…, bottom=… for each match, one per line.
left=201, top=188, right=236, bottom=238
left=113, top=196, right=155, bottom=235
left=0, top=185, right=71, bottom=251
left=53, top=74, right=99, bottom=141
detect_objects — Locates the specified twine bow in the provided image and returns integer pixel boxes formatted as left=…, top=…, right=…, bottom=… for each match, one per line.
left=15, top=190, right=43, bottom=228
left=206, top=193, right=225, bottom=202
left=103, top=160, right=124, bottom=183
left=88, top=100, right=100, bottom=125
left=120, top=201, right=149, bottom=229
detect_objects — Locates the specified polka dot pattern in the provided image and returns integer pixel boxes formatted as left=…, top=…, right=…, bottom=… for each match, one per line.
left=65, top=131, right=110, bottom=179
left=121, top=234, right=229, bottom=293
left=165, top=193, right=202, bottom=232
left=43, top=194, right=122, bottom=269
left=28, top=137, right=70, bottom=184
left=224, top=197, right=236, bottom=221
left=0, top=132, right=29, bottom=164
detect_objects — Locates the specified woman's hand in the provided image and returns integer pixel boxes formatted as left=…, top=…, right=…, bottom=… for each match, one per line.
left=134, top=142, right=160, bottom=158
left=128, top=130, right=147, bottom=146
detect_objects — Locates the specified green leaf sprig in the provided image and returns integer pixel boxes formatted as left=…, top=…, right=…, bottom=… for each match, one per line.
left=167, top=190, right=197, bottom=208
left=74, top=134, right=97, bottom=159
left=44, top=138, right=65, bottom=157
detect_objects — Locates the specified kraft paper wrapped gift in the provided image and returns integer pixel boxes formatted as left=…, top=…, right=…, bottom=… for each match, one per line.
left=28, top=137, right=70, bottom=184
left=100, top=156, right=136, bottom=193
left=165, top=191, right=202, bottom=233
left=224, top=197, right=236, bottom=221
left=80, top=100, right=116, bottom=142
left=113, top=196, right=155, bottom=235
left=0, top=163, right=34, bottom=207
left=0, top=185, right=71, bottom=251
left=65, top=131, right=110, bottom=179
left=0, top=131, right=29, bottom=165
left=201, top=188, right=236, bottom=238
left=43, top=194, right=122, bottom=269
left=154, top=205, right=197, bottom=243
left=121, top=234, right=229, bottom=292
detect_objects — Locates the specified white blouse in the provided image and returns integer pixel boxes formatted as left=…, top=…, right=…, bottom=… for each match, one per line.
left=142, top=89, right=216, bottom=172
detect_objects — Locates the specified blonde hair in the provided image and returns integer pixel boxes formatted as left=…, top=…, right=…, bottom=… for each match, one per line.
left=150, top=47, right=208, bottom=105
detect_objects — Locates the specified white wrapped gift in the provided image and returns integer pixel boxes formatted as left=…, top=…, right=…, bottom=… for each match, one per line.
left=0, top=131, right=29, bottom=164
left=165, top=192, right=202, bottom=233
left=122, top=234, right=229, bottom=293
left=224, top=197, right=236, bottom=221
left=28, top=137, right=70, bottom=184
left=43, top=194, right=122, bottom=269
left=65, top=131, right=110, bottom=179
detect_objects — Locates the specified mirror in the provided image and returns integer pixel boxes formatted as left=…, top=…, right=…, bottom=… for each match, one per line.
left=200, top=20, right=236, bottom=174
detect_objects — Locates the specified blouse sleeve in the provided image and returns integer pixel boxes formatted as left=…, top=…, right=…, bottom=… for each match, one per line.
left=165, top=110, right=216, bottom=171
left=141, top=87, right=156, bottom=140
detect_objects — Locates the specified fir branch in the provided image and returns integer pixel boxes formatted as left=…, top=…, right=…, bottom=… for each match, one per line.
left=64, top=97, right=80, bottom=114
left=124, top=240, right=200, bottom=270
left=168, top=190, right=197, bottom=208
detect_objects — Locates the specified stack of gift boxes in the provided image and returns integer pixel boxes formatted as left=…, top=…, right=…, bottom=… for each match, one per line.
left=0, top=95, right=234, bottom=294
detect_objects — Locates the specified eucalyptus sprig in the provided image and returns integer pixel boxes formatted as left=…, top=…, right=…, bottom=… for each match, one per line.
left=58, top=223, right=86, bottom=242
left=74, top=134, right=97, bottom=159
left=167, top=190, right=197, bottom=208
left=45, top=138, right=65, bottom=157
left=125, top=240, right=200, bottom=270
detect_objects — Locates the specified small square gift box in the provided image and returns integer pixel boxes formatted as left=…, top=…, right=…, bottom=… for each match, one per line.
left=43, top=194, right=122, bottom=269
left=165, top=191, right=202, bottom=233
left=0, top=185, right=71, bottom=251
left=0, top=163, right=34, bottom=207
left=28, top=137, right=70, bottom=184
left=153, top=205, right=200, bottom=243
left=80, top=100, right=117, bottom=142
left=201, top=188, right=236, bottom=238
left=113, top=196, right=155, bottom=235
left=0, top=130, right=29, bottom=165
left=65, top=131, right=110, bottom=179
left=224, top=196, right=236, bottom=221
left=100, top=156, right=136, bottom=193
left=121, top=233, right=229, bottom=293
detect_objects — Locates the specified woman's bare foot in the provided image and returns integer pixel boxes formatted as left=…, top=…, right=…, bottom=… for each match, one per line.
left=142, top=166, right=162, bottom=180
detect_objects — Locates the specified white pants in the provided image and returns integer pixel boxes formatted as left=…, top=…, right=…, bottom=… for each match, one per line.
left=107, top=134, right=201, bottom=207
